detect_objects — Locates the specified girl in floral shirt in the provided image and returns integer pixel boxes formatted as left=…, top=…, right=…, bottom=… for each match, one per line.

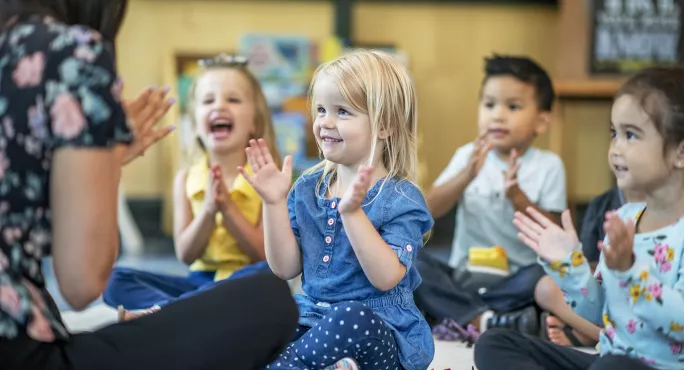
left=475, top=66, right=684, bottom=370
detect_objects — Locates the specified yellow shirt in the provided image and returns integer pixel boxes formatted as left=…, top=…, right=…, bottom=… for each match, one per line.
left=185, top=158, right=261, bottom=281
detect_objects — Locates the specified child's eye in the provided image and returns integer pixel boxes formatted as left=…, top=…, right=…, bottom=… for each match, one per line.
left=338, top=108, right=350, bottom=116
left=202, top=98, right=214, bottom=105
left=626, top=131, right=637, bottom=140
left=484, top=102, right=495, bottom=109
left=610, top=128, right=616, bottom=139
left=228, top=97, right=241, bottom=103
left=316, top=107, right=326, bottom=115
left=509, top=104, right=521, bottom=111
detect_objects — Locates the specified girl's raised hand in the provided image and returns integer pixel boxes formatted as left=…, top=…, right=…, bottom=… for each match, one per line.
left=599, top=211, right=635, bottom=272
left=211, top=166, right=231, bottom=212
left=239, top=139, right=293, bottom=205
left=339, top=166, right=373, bottom=214
left=513, top=208, right=579, bottom=262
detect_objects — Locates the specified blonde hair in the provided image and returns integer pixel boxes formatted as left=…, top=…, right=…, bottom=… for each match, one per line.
left=183, top=65, right=281, bottom=168
left=305, top=49, right=418, bottom=192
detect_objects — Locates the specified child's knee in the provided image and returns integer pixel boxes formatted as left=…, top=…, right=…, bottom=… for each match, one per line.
left=102, top=268, right=134, bottom=306
left=534, top=275, right=560, bottom=309
left=323, top=302, right=385, bottom=334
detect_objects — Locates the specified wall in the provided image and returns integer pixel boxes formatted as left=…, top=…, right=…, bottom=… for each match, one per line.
left=116, top=0, right=333, bottom=229
left=354, top=3, right=558, bottom=186
left=116, top=1, right=560, bottom=231
left=553, top=0, right=624, bottom=203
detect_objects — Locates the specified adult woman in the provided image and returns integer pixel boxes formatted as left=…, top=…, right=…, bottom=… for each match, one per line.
left=0, top=1, right=297, bottom=369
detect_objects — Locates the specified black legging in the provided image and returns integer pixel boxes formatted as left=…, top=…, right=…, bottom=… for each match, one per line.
left=0, top=273, right=298, bottom=370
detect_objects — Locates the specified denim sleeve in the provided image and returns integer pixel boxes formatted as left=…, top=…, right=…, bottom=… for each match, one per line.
left=287, top=187, right=300, bottom=245
left=379, top=184, right=434, bottom=273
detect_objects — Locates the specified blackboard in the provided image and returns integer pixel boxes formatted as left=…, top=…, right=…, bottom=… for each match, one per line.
left=590, top=0, right=683, bottom=75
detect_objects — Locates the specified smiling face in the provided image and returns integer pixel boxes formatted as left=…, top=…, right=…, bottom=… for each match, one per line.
left=478, top=75, right=549, bottom=154
left=312, top=72, right=376, bottom=167
left=193, top=68, right=255, bottom=155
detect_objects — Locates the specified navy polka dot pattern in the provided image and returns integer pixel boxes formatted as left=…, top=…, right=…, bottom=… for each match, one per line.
left=267, top=302, right=401, bottom=369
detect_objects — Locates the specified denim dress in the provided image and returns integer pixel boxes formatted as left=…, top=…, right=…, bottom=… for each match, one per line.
left=287, top=170, right=435, bottom=370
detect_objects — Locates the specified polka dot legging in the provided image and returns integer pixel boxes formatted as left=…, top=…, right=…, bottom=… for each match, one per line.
left=267, top=301, right=402, bottom=370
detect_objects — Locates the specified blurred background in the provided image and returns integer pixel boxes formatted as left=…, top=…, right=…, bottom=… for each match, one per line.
left=113, top=0, right=681, bottom=256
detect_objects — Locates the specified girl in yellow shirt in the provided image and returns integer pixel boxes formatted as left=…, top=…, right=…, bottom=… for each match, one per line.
left=103, top=54, right=281, bottom=312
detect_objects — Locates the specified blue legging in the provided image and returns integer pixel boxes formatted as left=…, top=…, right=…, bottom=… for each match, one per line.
left=103, top=261, right=273, bottom=310
left=267, top=301, right=401, bottom=370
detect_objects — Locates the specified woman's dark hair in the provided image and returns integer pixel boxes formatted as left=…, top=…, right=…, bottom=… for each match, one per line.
left=0, top=0, right=128, bottom=42
left=616, top=66, right=684, bottom=148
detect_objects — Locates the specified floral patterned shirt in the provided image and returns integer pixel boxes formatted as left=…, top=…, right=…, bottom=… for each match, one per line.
left=0, top=15, right=132, bottom=342
left=543, top=202, right=684, bottom=369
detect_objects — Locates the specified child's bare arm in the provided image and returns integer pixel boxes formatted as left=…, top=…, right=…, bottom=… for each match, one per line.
left=240, top=139, right=301, bottom=280
left=428, top=135, right=491, bottom=218
left=426, top=169, right=472, bottom=218
left=507, top=186, right=562, bottom=225
left=342, top=209, right=406, bottom=291
left=506, top=153, right=566, bottom=226
left=262, top=200, right=302, bottom=280
left=173, top=169, right=216, bottom=265
left=341, top=170, right=432, bottom=291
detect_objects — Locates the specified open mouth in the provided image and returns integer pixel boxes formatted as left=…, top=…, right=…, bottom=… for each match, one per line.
left=209, top=120, right=233, bottom=139
left=488, top=128, right=509, bottom=137
left=321, top=136, right=343, bottom=144
left=613, top=164, right=629, bottom=174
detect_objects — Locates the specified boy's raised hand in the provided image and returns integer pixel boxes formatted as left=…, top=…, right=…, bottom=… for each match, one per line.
left=339, top=166, right=374, bottom=214
left=513, top=208, right=579, bottom=262
left=503, top=148, right=521, bottom=195
left=466, top=131, right=492, bottom=181
left=239, top=139, right=293, bottom=205
left=598, top=211, right=635, bottom=272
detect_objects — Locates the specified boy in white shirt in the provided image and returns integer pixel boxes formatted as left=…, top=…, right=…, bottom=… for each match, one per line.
left=416, top=55, right=567, bottom=341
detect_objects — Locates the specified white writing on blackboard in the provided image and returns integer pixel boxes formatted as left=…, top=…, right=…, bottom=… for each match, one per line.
left=603, top=0, right=678, bottom=15
left=596, top=30, right=678, bottom=60
left=594, top=0, right=680, bottom=64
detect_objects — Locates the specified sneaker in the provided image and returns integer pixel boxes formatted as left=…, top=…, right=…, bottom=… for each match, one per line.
left=485, top=305, right=539, bottom=335
left=324, top=358, right=360, bottom=370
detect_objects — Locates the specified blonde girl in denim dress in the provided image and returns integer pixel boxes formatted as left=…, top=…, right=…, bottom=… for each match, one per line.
left=240, top=50, right=434, bottom=370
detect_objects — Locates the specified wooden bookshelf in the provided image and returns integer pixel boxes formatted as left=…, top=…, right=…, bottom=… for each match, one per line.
left=555, top=80, right=623, bottom=99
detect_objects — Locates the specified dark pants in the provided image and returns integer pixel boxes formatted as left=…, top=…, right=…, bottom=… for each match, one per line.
left=103, top=261, right=273, bottom=310
left=268, top=302, right=400, bottom=370
left=474, top=328, right=654, bottom=370
left=414, top=252, right=545, bottom=326
left=0, top=273, right=298, bottom=370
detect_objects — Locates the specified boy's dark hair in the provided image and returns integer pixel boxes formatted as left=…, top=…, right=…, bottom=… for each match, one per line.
left=617, top=66, right=684, bottom=149
left=0, top=0, right=128, bottom=43
left=483, top=55, right=555, bottom=112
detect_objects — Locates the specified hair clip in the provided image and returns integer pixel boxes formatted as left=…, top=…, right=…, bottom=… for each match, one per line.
left=198, top=54, right=248, bottom=68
